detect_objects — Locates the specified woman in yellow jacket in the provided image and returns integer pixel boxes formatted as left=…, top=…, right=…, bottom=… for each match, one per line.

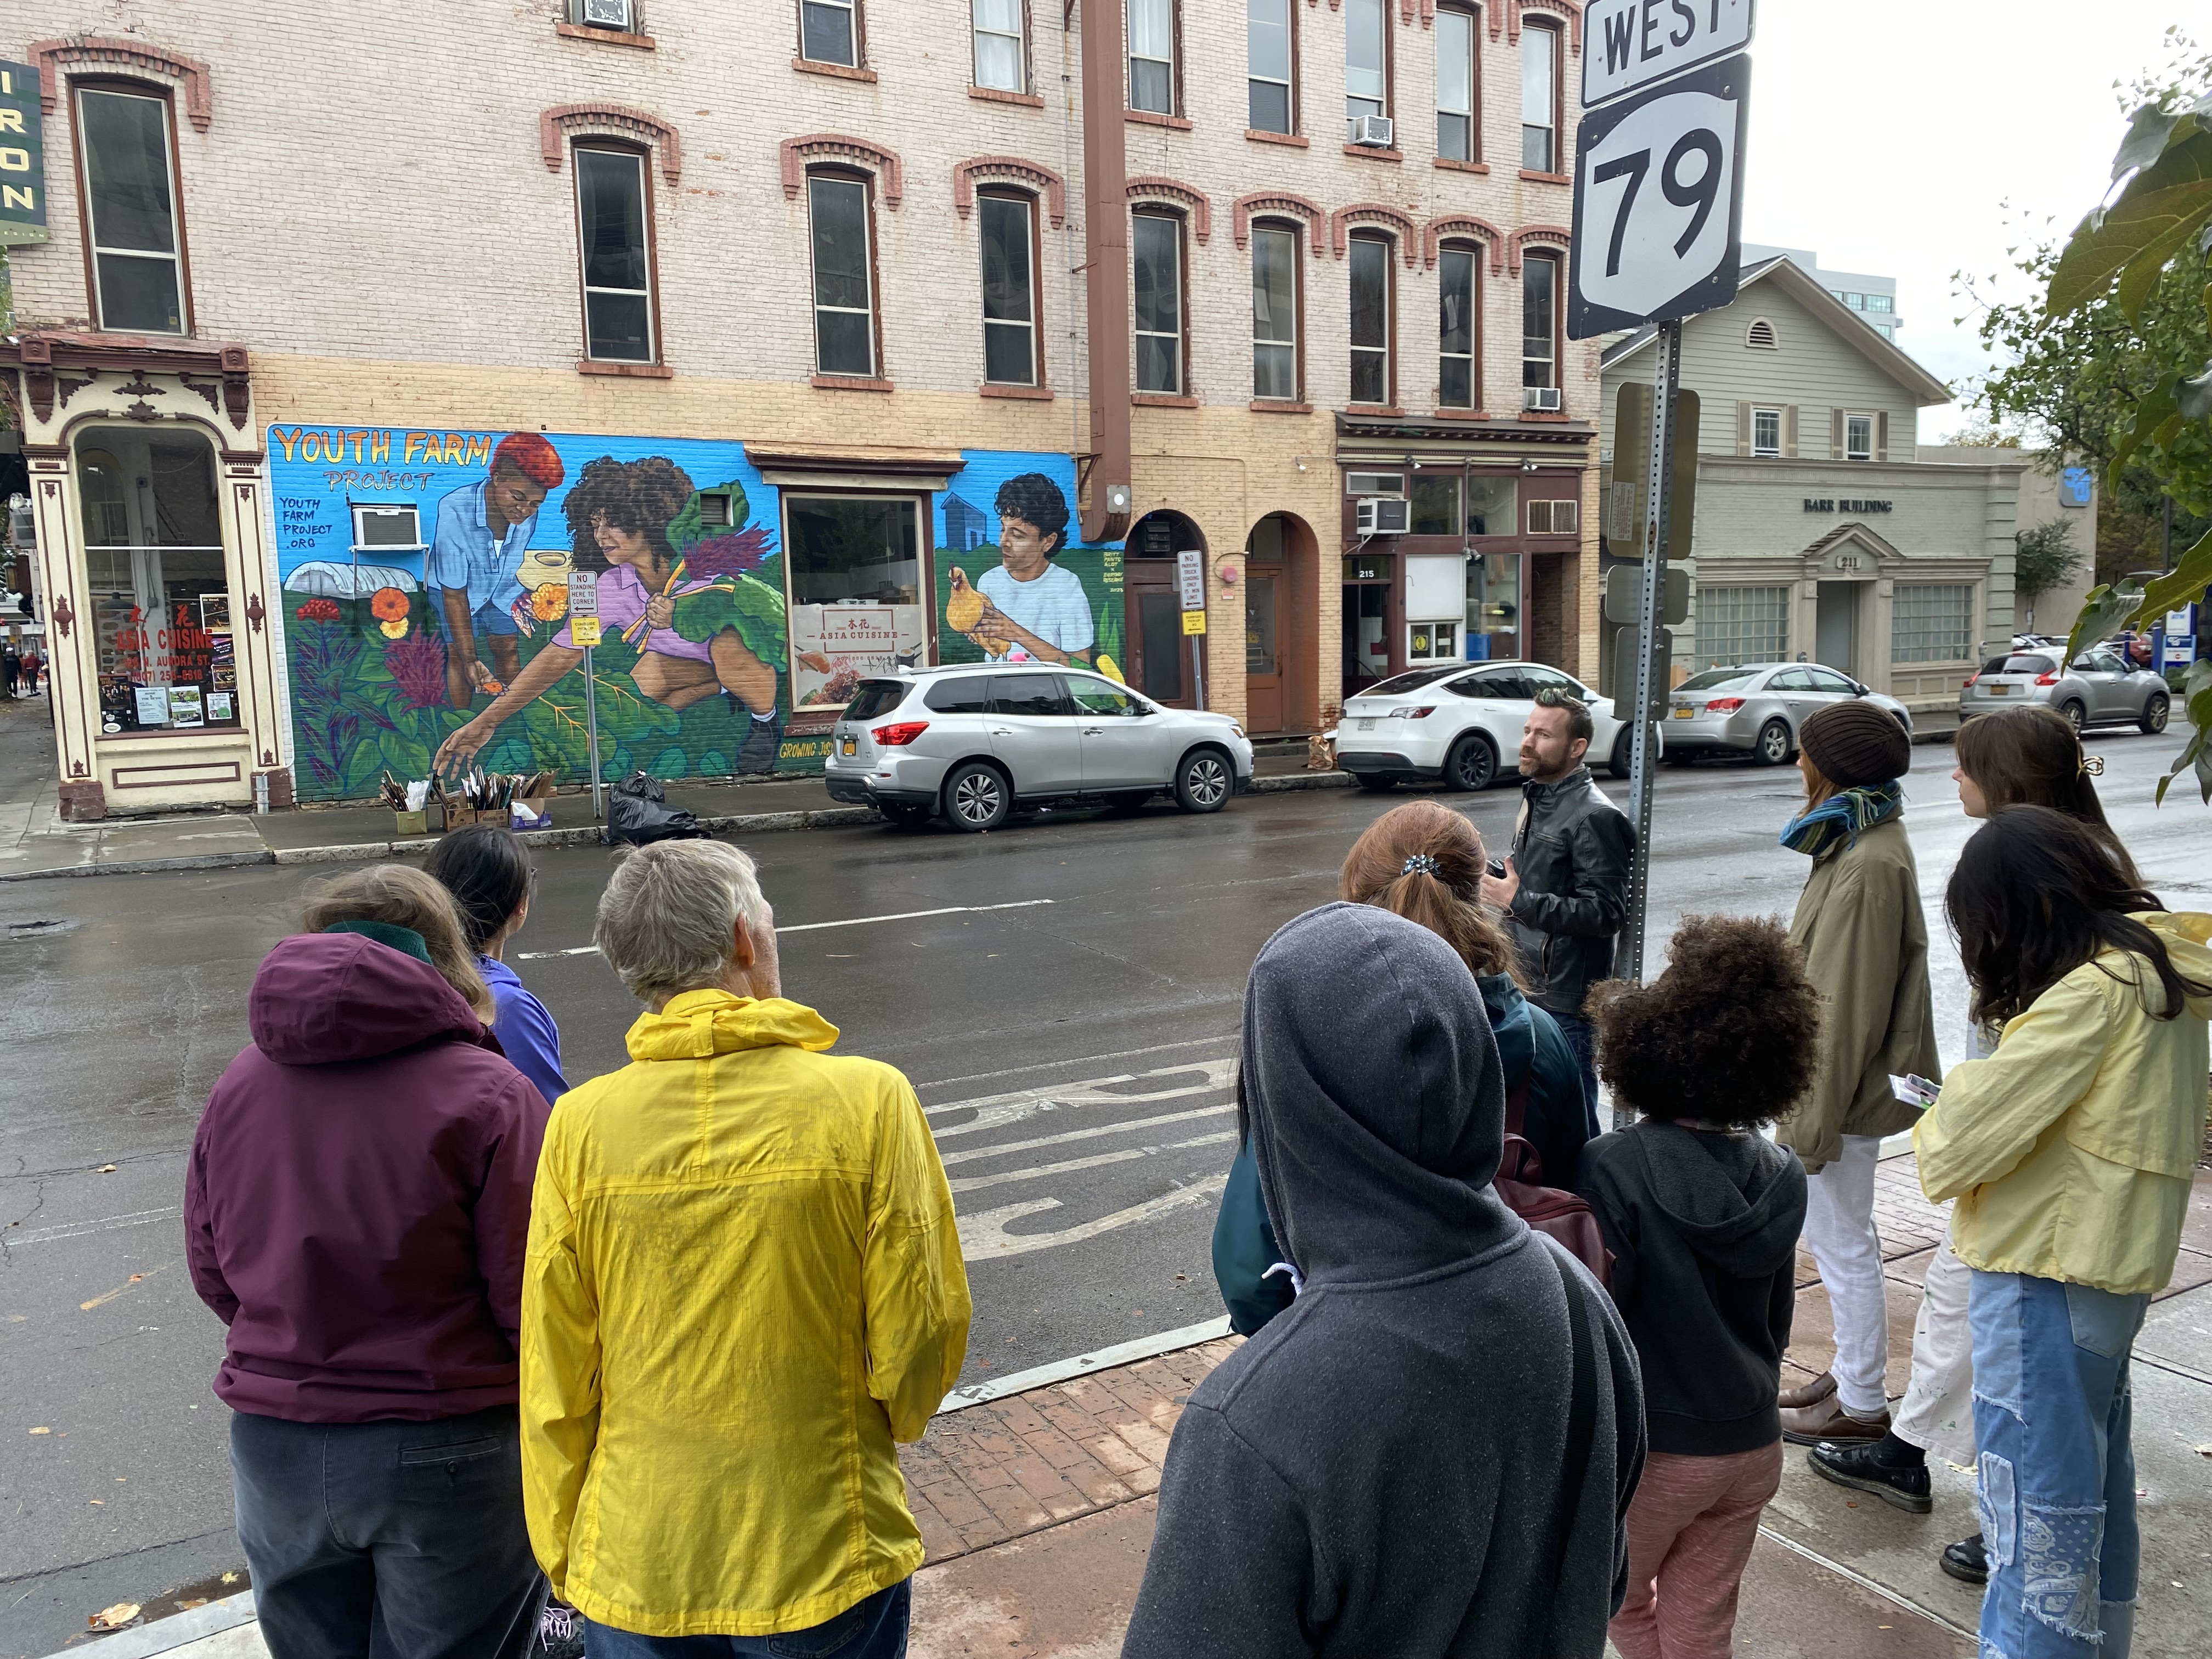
left=1917, top=805, right=2211, bottom=1659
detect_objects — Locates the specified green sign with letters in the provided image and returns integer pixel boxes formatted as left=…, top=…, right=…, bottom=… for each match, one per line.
left=0, top=59, right=49, bottom=246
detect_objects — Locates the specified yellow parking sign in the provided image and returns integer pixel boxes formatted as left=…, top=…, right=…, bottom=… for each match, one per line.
left=571, top=617, right=603, bottom=647
left=1181, top=610, right=1206, bottom=636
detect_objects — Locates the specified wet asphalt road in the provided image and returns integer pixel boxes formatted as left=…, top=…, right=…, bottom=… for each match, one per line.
left=3, top=727, right=2207, bottom=1654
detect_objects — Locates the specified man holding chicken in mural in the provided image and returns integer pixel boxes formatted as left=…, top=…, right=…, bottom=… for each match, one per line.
left=946, top=473, right=1096, bottom=667
left=427, top=433, right=567, bottom=709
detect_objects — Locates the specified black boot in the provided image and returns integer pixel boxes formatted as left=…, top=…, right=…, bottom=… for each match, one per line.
left=1806, top=1437, right=1933, bottom=1513
left=1940, top=1533, right=1988, bottom=1587
left=733, top=706, right=783, bottom=775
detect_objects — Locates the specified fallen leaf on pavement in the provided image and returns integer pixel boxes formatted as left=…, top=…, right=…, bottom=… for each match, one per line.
left=178, top=1599, right=208, bottom=1611
left=221, top=1572, right=240, bottom=1585
left=29, top=1426, right=50, bottom=1435
left=89, top=1602, right=139, bottom=1629
left=96, top=1164, right=117, bottom=1173
left=2196, top=1444, right=2212, bottom=1458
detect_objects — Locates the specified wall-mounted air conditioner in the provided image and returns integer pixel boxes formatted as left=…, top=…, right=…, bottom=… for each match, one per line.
left=351, top=503, right=426, bottom=552
left=1523, top=387, right=1563, bottom=413
left=1347, top=115, right=1395, bottom=148
left=1355, top=497, right=1410, bottom=536
left=580, top=0, right=635, bottom=30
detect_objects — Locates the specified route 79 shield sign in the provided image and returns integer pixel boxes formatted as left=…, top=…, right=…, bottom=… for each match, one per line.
left=1567, top=54, right=1750, bottom=338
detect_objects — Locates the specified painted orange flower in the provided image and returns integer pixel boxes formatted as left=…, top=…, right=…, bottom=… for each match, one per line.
left=530, top=584, right=569, bottom=622
left=369, top=586, right=410, bottom=622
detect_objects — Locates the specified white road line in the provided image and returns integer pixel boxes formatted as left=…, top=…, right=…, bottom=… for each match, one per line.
left=947, top=1130, right=1237, bottom=1195
left=916, top=1034, right=1235, bottom=1094
left=927, top=1058, right=1235, bottom=1141
left=9, top=1207, right=182, bottom=1247
left=936, top=1102, right=1234, bottom=1166
left=517, top=899, right=1056, bottom=958
left=957, top=1173, right=1231, bottom=1261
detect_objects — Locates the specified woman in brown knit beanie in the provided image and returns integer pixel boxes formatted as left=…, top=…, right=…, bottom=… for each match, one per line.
left=1773, top=699, right=1939, bottom=1449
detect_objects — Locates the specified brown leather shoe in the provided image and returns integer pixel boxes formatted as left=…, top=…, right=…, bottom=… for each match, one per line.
left=1781, top=1399, right=1891, bottom=1447
left=1778, top=1371, right=1838, bottom=1412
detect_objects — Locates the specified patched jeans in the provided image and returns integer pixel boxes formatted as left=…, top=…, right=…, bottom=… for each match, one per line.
left=1968, top=1271, right=2149, bottom=1659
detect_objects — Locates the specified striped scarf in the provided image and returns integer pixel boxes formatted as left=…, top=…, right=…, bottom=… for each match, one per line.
left=1779, top=780, right=1903, bottom=860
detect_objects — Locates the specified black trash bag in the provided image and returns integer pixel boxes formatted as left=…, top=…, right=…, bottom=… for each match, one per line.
left=602, top=770, right=707, bottom=846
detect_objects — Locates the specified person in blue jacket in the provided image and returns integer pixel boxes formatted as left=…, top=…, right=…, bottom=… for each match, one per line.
left=425, top=825, right=568, bottom=1109
left=1213, top=800, right=1591, bottom=1334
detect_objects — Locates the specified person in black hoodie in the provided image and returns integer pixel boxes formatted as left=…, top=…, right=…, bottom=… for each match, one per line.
left=1577, top=915, right=1820, bottom=1659
left=1123, top=903, right=1643, bottom=1659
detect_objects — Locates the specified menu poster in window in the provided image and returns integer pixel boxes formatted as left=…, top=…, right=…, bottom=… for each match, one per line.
left=791, top=605, right=927, bottom=708
left=199, top=592, right=232, bottom=632
left=170, top=685, right=206, bottom=728
left=210, top=631, right=237, bottom=691
left=205, top=691, right=235, bottom=723
left=99, top=673, right=134, bottom=733
left=134, top=685, right=173, bottom=727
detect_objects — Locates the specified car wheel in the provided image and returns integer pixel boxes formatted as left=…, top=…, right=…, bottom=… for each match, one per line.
left=941, top=762, right=1010, bottom=832
left=2059, top=698, right=2087, bottom=734
left=2141, top=692, right=2170, bottom=735
left=1173, top=748, right=1233, bottom=814
left=1756, top=718, right=1793, bottom=766
left=1443, top=733, right=1498, bottom=792
left=1356, top=774, right=1398, bottom=792
left=1608, top=727, right=1635, bottom=780
left=880, top=803, right=932, bottom=829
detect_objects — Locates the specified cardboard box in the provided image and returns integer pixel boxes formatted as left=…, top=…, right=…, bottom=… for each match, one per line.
left=511, top=799, right=554, bottom=831
left=393, top=810, right=429, bottom=837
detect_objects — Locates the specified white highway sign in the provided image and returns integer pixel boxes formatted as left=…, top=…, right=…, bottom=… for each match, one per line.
left=1583, top=0, right=1754, bottom=107
left=1568, top=54, right=1750, bottom=338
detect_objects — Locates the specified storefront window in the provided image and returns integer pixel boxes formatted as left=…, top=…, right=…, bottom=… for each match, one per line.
left=785, top=494, right=928, bottom=710
left=1409, top=474, right=1460, bottom=535
left=1467, top=475, right=1517, bottom=535
left=1465, top=551, right=1519, bottom=661
left=77, top=428, right=239, bottom=733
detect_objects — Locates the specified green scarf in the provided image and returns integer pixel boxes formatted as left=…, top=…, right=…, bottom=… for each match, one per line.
left=322, top=919, right=432, bottom=963
left=1779, top=780, right=1903, bottom=860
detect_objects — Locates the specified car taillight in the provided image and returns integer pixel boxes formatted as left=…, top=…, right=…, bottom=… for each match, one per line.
left=873, top=721, right=930, bottom=746
left=1704, top=697, right=1744, bottom=714
left=1389, top=705, right=1436, bottom=719
left=2035, top=672, right=2060, bottom=686
left=1962, top=674, right=1978, bottom=688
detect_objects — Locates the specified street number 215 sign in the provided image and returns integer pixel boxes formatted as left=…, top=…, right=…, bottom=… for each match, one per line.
left=1567, top=53, right=1751, bottom=339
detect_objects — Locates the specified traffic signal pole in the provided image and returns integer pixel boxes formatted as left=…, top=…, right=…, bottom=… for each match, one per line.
left=1621, top=318, right=1683, bottom=984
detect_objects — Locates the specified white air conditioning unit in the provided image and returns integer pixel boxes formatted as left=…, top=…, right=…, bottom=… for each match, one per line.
left=1355, top=497, right=1410, bottom=537
left=1523, top=386, right=1563, bottom=413
left=1347, top=114, right=1395, bottom=148
left=351, top=503, right=426, bottom=552
left=580, top=0, right=635, bottom=29
left=6, top=499, right=33, bottom=549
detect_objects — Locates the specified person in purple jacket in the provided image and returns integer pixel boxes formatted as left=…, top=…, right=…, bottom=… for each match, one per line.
left=426, top=825, right=568, bottom=1107
left=185, top=865, right=551, bottom=1659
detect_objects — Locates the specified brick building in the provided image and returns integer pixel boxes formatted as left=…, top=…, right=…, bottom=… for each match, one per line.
left=1, top=2, right=1600, bottom=816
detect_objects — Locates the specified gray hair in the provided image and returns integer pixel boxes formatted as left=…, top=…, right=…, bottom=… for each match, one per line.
left=593, top=840, right=771, bottom=1003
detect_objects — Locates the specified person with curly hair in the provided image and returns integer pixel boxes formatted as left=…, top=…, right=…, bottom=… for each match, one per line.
left=1577, top=915, right=1819, bottom=1659
left=433, top=456, right=784, bottom=778
left=946, top=472, right=1094, bottom=665
left=427, top=433, right=567, bottom=711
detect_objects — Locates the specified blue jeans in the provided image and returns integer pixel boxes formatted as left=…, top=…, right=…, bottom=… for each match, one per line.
left=230, top=1404, right=545, bottom=1659
left=1968, top=1271, right=2149, bottom=1659
left=583, top=1580, right=910, bottom=1658
left=1551, top=1012, right=1602, bottom=1136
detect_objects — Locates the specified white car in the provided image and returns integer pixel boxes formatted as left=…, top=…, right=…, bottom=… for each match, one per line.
left=1335, top=660, right=1645, bottom=792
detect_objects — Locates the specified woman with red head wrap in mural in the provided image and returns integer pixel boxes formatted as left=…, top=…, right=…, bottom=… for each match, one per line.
left=427, top=432, right=568, bottom=710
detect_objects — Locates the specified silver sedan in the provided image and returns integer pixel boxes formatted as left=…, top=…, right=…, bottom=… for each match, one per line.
left=1959, top=645, right=2170, bottom=735
left=1665, top=662, right=1913, bottom=765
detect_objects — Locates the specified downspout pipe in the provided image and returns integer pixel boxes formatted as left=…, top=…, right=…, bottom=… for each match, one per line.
left=1079, top=0, right=1132, bottom=545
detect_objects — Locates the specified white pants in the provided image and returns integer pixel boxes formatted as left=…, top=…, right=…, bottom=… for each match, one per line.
left=1801, top=1132, right=1889, bottom=1416
left=1890, top=1234, right=1977, bottom=1465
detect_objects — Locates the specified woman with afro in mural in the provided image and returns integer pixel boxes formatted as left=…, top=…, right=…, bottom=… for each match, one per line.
left=432, top=456, right=787, bottom=780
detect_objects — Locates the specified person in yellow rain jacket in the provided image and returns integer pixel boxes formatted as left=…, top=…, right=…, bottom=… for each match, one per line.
left=519, top=840, right=971, bottom=1655
left=1917, top=805, right=2211, bottom=1659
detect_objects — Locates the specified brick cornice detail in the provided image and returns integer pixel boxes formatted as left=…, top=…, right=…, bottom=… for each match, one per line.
left=1232, top=192, right=1328, bottom=257
left=1425, top=212, right=1508, bottom=272
left=781, top=134, right=904, bottom=207
left=1509, top=224, right=1572, bottom=273
left=31, top=36, right=211, bottom=129
left=1502, top=0, right=1583, bottom=49
left=1126, top=177, right=1212, bottom=244
left=953, top=156, right=1066, bottom=228
left=1330, top=204, right=1419, bottom=264
left=541, top=104, right=681, bottom=182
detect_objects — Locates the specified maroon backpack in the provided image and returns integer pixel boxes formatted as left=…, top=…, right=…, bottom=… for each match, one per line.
left=1493, top=1077, right=1614, bottom=1287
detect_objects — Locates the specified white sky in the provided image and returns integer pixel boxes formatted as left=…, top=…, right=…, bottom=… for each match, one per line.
left=1736, top=1, right=2190, bottom=444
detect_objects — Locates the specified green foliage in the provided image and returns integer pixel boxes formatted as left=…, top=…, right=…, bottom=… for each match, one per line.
left=2013, top=520, right=2085, bottom=602
left=668, top=570, right=785, bottom=663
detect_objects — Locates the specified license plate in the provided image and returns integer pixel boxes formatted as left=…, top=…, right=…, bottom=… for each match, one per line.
left=1672, top=706, right=1694, bottom=719
left=1356, top=717, right=1375, bottom=732
left=1987, top=684, right=2011, bottom=696
left=839, top=736, right=857, bottom=755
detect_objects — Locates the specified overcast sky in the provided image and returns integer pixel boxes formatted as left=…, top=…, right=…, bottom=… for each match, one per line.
left=1737, top=2, right=2191, bottom=444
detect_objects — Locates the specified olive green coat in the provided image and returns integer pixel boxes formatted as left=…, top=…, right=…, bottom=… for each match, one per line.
left=1782, top=816, right=1940, bottom=1172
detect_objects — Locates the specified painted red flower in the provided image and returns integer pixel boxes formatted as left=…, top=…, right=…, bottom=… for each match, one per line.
left=298, top=597, right=342, bottom=623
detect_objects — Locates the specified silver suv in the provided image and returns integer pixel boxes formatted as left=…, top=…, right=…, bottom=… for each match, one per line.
left=822, top=665, right=1255, bottom=832
left=1959, top=646, right=2170, bottom=735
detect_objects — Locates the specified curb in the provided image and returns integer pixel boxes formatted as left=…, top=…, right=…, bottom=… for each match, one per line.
left=45, top=1590, right=258, bottom=1659
left=1, top=777, right=1357, bottom=883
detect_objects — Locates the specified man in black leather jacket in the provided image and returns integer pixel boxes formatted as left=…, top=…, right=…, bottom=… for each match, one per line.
left=1480, top=687, right=1634, bottom=1124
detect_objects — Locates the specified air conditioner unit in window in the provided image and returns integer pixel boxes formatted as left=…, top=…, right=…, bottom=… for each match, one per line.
left=1347, top=114, right=1395, bottom=148
left=351, top=503, right=426, bottom=552
left=6, top=499, right=33, bottom=549
left=1355, top=497, right=1410, bottom=537
left=580, top=0, right=634, bottom=30
left=1523, top=386, right=1563, bottom=413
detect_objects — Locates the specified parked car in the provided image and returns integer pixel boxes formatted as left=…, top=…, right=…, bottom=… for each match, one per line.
left=1959, top=645, right=2169, bottom=734
left=1334, top=660, right=1646, bottom=792
left=1664, top=662, right=1913, bottom=765
left=821, top=665, right=1254, bottom=832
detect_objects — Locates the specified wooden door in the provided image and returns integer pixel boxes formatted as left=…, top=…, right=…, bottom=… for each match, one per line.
left=1245, top=565, right=1285, bottom=733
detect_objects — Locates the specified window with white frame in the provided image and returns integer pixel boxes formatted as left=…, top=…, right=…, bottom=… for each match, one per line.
left=1251, top=225, right=1300, bottom=400
left=75, top=85, right=187, bottom=334
left=1752, top=408, right=1782, bottom=457
left=800, top=0, right=859, bottom=65
left=979, top=192, right=1037, bottom=385
left=1345, top=0, right=1386, bottom=124
left=1249, top=0, right=1294, bottom=133
left=1132, top=211, right=1185, bottom=394
left=1694, top=586, right=1790, bottom=666
left=1129, top=0, right=1175, bottom=114
left=1866, top=294, right=1894, bottom=314
left=574, top=144, right=655, bottom=362
left=1348, top=233, right=1391, bottom=405
left=1522, top=253, right=1558, bottom=389
left=1436, top=6, right=1475, bottom=161
left=1438, top=243, right=1479, bottom=408
left=1846, top=413, right=1874, bottom=460
left=1521, top=23, right=1558, bottom=171
left=972, top=0, right=1025, bottom=91
left=808, top=173, right=876, bottom=377
left=1892, top=584, right=1974, bottom=663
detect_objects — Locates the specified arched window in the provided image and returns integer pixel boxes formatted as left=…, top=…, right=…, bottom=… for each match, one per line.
left=1746, top=317, right=1778, bottom=350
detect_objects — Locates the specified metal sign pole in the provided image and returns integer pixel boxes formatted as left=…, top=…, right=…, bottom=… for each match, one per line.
left=583, top=645, right=603, bottom=822
left=1622, top=318, right=1682, bottom=984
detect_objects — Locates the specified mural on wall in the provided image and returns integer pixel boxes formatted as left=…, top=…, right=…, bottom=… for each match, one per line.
left=269, top=430, right=1116, bottom=800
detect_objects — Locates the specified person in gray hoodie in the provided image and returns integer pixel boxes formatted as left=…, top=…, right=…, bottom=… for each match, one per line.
left=1122, top=903, right=1643, bottom=1659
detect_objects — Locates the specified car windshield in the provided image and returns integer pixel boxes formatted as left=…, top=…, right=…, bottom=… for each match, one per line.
left=1360, top=665, right=1464, bottom=698
left=1677, top=668, right=1762, bottom=691
left=1985, top=654, right=2055, bottom=675
left=842, top=680, right=910, bottom=721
